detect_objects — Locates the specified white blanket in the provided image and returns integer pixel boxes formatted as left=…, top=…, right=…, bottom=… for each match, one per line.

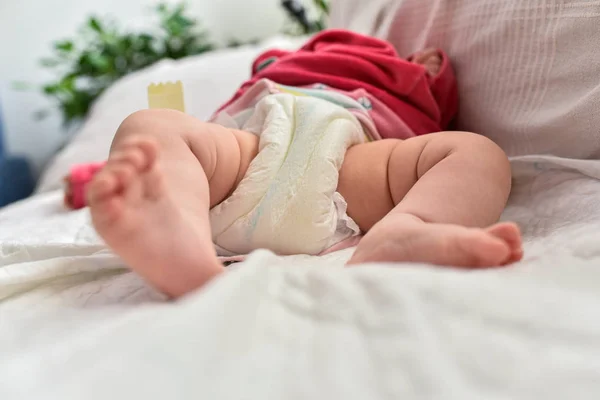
left=2, top=155, right=600, bottom=399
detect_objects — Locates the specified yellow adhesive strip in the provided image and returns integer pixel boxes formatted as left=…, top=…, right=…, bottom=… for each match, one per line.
left=147, top=81, right=185, bottom=112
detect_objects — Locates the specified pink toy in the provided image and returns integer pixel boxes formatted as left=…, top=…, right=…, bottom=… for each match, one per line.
left=64, top=161, right=106, bottom=209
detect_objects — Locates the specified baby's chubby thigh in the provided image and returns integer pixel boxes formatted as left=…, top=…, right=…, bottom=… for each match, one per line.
left=337, top=138, right=421, bottom=232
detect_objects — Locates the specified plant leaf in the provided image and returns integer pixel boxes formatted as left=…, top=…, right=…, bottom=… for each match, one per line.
left=38, top=2, right=218, bottom=124
left=78, top=52, right=112, bottom=75
left=89, top=17, right=103, bottom=32
left=55, top=40, right=74, bottom=53
left=43, top=84, right=60, bottom=95
left=314, top=0, right=329, bottom=13
left=59, top=75, right=76, bottom=90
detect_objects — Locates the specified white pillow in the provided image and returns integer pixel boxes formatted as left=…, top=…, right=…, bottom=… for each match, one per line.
left=330, top=0, right=600, bottom=159
left=36, top=36, right=306, bottom=193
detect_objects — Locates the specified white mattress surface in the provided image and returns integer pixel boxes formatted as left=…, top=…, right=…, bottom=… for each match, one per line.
left=2, top=155, right=600, bottom=398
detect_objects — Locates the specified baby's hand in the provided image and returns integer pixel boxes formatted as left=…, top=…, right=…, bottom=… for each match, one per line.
left=411, top=48, right=442, bottom=76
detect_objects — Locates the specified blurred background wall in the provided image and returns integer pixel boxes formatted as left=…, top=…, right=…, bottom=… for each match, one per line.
left=0, top=0, right=289, bottom=173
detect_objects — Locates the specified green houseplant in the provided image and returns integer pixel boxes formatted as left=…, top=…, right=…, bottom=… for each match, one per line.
left=31, top=1, right=329, bottom=126
left=36, top=3, right=215, bottom=125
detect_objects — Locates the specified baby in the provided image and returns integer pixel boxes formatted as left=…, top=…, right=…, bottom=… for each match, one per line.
left=85, top=30, right=522, bottom=298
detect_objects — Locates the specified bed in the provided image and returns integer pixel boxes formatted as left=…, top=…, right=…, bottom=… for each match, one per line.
left=3, top=2, right=600, bottom=397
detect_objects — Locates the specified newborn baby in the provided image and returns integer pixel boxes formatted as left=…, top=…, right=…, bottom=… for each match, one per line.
left=86, top=30, right=522, bottom=298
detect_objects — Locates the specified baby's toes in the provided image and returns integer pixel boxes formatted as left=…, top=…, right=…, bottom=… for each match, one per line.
left=119, top=137, right=158, bottom=171
left=456, top=231, right=511, bottom=267
left=486, top=223, right=523, bottom=264
left=109, top=147, right=147, bottom=172
left=87, top=171, right=118, bottom=205
left=107, top=163, right=137, bottom=191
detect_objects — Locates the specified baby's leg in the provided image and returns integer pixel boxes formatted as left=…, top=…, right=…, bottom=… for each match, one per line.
left=338, top=132, right=522, bottom=267
left=87, top=109, right=258, bottom=297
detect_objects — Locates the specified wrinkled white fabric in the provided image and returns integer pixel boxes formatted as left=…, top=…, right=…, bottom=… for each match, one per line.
left=3, top=156, right=600, bottom=398
left=210, top=93, right=363, bottom=256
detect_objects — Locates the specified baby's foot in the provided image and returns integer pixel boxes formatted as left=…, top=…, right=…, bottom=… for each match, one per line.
left=87, top=137, right=222, bottom=298
left=412, top=48, right=443, bottom=76
left=347, top=214, right=523, bottom=268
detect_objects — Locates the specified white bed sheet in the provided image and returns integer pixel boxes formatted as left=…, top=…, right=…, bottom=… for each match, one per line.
left=2, top=155, right=600, bottom=398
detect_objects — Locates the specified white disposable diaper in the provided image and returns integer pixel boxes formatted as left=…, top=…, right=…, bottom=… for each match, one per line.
left=209, top=93, right=365, bottom=256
